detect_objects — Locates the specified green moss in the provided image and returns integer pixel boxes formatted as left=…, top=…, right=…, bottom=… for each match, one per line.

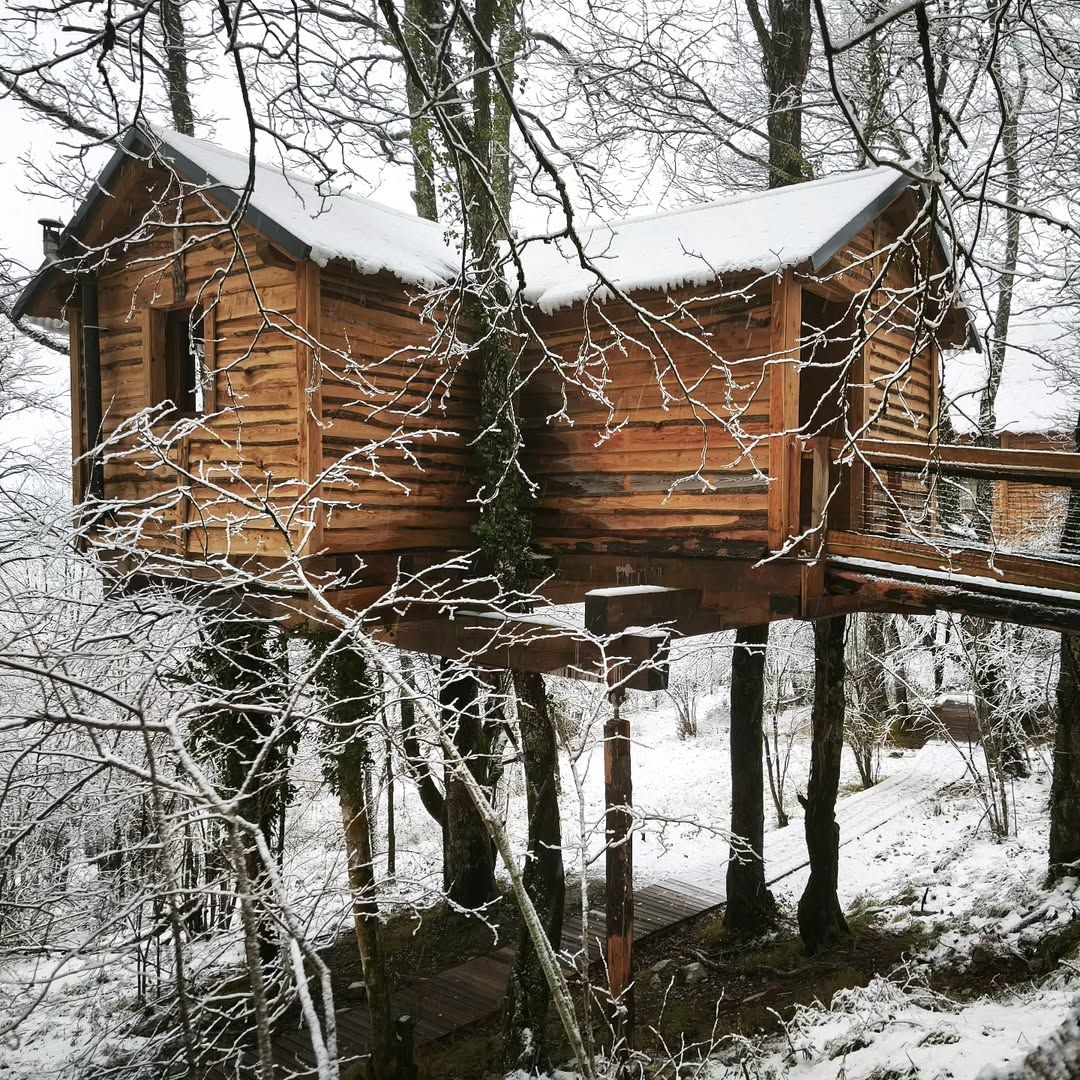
left=695, top=916, right=731, bottom=949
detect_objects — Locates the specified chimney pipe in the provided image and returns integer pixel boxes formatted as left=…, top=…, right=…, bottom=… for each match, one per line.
left=38, top=218, right=64, bottom=261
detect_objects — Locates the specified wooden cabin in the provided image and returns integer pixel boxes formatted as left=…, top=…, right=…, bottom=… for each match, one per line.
left=16, top=127, right=1080, bottom=635
left=518, top=168, right=969, bottom=562
left=16, top=126, right=475, bottom=567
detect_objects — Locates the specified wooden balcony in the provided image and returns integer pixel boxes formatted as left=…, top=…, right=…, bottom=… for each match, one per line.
left=804, top=436, right=1080, bottom=630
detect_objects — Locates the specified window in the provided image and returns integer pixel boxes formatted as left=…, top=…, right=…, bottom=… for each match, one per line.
left=144, top=304, right=210, bottom=415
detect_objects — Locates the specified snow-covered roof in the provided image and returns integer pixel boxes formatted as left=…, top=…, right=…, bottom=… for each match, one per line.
left=148, top=127, right=459, bottom=288
left=945, top=319, right=1079, bottom=435
left=12, top=126, right=459, bottom=319
left=518, top=166, right=912, bottom=313
left=15, top=128, right=923, bottom=324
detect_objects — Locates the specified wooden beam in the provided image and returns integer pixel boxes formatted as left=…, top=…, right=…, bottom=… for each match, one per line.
left=538, top=552, right=802, bottom=604
left=826, top=529, right=1080, bottom=594
left=838, top=437, right=1080, bottom=487
left=295, top=260, right=324, bottom=553
left=585, top=586, right=702, bottom=636
left=604, top=700, right=634, bottom=1051
left=826, top=565, right=1080, bottom=634
left=767, top=270, right=802, bottom=551
left=374, top=611, right=670, bottom=692
left=584, top=584, right=800, bottom=637
left=142, top=305, right=166, bottom=408
left=68, top=306, right=88, bottom=505
left=201, top=304, right=218, bottom=415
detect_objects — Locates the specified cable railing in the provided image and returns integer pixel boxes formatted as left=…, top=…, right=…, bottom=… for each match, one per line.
left=804, top=437, right=1080, bottom=587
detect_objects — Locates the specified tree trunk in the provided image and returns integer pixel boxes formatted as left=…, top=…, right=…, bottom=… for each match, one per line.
left=340, top=762, right=400, bottom=1080
left=398, top=653, right=446, bottom=825
left=882, top=617, right=912, bottom=734
left=159, top=0, right=195, bottom=136
left=744, top=0, right=813, bottom=187
left=503, top=671, right=565, bottom=1070
left=441, top=663, right=497, bottom=909
left=1049, top=422, right=1080, bottom=879
left=725, top=624, right=775, bottom=934
left=798, top=615, right=851, bottom=954
left=386, top=734, right=396, bottom=878
left=315, top=642, right=404, bottom=1080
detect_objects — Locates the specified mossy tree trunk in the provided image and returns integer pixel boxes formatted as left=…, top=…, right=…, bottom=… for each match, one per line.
left=440, top=664, right=497, bottom=909
left=504, top=670, right=565, bottom=1070
left=314, top=640, right=406, bottom=1080
left=798, top=615, right=851, bottom=954
left=725, top=624, right=776, bottom=934
left=383, top=0, right=565, bottom=1054
left=744, top=0, right=813, bottom=187
left=190, top=621, right=294, bottom=962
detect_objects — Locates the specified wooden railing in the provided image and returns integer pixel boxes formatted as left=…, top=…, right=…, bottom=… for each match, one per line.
left=804, top=436, right=1080, bottom=597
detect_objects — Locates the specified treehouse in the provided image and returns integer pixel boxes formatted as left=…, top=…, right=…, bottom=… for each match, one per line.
left=16, top=123, right=1080, bottom=652
left=17, top=126, right=1080, bottom=1043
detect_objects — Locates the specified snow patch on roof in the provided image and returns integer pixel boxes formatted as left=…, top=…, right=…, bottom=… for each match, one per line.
left=518, top=166, right=909, bottom=313
left=147, top=130, right=918, bottom=317
left=149, top=127, right=459, bottom=289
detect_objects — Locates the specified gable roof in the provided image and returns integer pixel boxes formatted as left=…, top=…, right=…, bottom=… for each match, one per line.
left=153, top=127, right=461, bottom=285
left=16, top=127, right=950, bottom=331
left=14, top=125, right=459, bottom=319
left=518, top=166, right=912, bottom=313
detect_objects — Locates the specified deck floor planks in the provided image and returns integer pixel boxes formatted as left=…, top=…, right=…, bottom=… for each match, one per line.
left=265, top=876, right=724, bottom=1073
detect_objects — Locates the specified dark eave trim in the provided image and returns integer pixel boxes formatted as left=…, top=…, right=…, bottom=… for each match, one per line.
left=808, top=171, right=913, bottom=271
left=808, top=170, right=980, bottom=355
left=12, top=125, right=313, bottom=321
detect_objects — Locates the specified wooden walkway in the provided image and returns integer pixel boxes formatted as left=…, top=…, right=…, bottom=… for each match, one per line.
left=268, top=877, right=725, bottom=1076
left=264, top=743, right=960, bottom=1077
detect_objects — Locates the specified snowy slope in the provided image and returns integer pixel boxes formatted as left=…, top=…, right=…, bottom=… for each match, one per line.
left=518, top=166, right=908, bottom=312
left=148, top=127, right=460, bottom=288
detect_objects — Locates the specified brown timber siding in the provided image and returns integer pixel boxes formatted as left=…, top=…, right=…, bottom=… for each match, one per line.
left=523, top=280, right=774, bottom=557
left=93, top=169, right=300, bottom=559
left=315, top=265, right=478, bottom=554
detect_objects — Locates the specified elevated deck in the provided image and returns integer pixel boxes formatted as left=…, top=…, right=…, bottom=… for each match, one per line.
left=808, top=436, right=1080, bottom=632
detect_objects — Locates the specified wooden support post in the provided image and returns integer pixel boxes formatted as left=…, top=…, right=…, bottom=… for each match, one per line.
left=801, top=436, right=833, bottom=619
left=767, top=270, right=802, bottom=551
left=604, top=689, right=634, bottom=1053
left=295, top=259, right=324, bottom=554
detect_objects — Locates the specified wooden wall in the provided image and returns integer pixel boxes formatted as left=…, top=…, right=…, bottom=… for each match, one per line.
left=68, top=165, right=971, bottom=572
left=315, top=265, right=478, bottom=555
left=88, top=161, right=301, bottom=559
left=822, top=204, right=940, bottom=445
left=522, top=278, right=777, bottom=558
left=994, top=431, right=1073, bottom=550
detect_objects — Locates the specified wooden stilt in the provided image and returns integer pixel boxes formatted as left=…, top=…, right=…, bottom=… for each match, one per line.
left=604, top=691, right=634, bottom=1052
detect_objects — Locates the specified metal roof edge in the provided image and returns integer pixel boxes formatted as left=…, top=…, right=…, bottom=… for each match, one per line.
left=12, top=125, right=313, bottom=321
left=808, top=171, right=912, bottom=271
left=808, top=170, right=980, bottom=354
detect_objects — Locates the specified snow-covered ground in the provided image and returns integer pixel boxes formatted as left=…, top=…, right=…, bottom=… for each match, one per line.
left=702, top=751, right=1080, bottom=1080
left=4, top=682, right=1077, bottom=1080
left=277, top=681, right=906, bottom=932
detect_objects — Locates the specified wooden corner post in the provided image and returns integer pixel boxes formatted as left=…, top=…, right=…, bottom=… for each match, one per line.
left=768, top=269, right=802, bottom=552
left=801, top=435, right=834, bottom=618
left=604, top=685, right=634, bottom=1052
left=295, top=260, right=324, bottom=554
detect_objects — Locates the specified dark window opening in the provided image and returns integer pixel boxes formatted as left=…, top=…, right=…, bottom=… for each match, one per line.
left=799, top=293, right=859, bottom=532
left=156, top=306, right=205, bottom=414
